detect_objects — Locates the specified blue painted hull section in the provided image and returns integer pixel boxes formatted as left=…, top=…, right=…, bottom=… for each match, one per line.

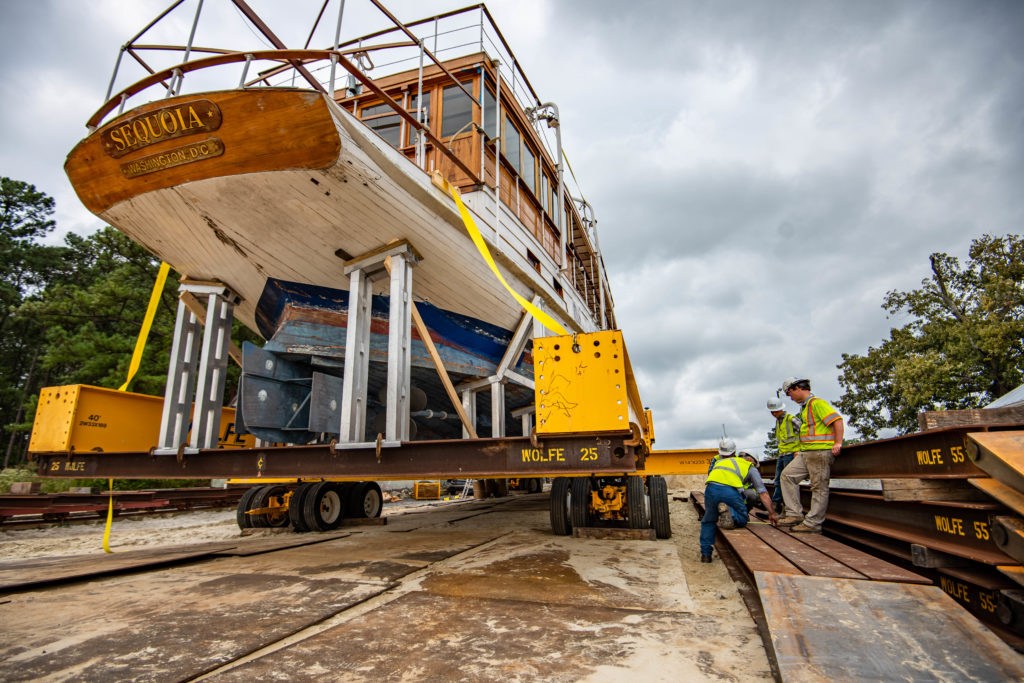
left=256, top=278, right=533, bottom=381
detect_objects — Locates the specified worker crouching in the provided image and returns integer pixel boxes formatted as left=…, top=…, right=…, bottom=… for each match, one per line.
left=700, top=453, right=778, bottom=563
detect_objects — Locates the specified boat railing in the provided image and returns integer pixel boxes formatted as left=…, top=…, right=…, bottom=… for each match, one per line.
left=90, top=0, right=610, bottom=329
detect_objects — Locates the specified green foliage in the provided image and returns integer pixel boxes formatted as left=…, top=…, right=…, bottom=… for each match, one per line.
left=0, top=178, right=261, bottom=466
left=763, top=426, right=779, bottom=460
left=0, top=467, right=37, bottom=493
left=837, top=234, right=1024, bottom=439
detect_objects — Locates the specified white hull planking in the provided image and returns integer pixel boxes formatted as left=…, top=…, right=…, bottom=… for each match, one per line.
left=99, top=94, right=589, bottom=338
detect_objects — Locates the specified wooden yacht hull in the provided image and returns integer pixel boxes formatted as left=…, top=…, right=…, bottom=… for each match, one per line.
left=65, top=88, right=573, bottom=338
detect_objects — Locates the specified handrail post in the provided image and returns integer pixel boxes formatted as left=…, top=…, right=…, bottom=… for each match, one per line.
left=328, top=0, right=346, bottom=96
left=416, top=39, right=425, bottom=169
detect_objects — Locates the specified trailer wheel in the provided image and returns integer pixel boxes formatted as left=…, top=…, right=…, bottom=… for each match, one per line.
left=649, top=475, right=671, bottom=539
left=570, top=477, right=592, bottom=529
left=549, top=477, right=572, bottom=536
left=253, top=484, right=290, bottom=528
left=235, top=486, right=262, bottom=530
left=627, top=476, right=650, bottom=529
left=289, top=483, right=314, bottom=532
left=303, top=482, right=346, bottom=531
left=347, top=481, right=383, bottom=518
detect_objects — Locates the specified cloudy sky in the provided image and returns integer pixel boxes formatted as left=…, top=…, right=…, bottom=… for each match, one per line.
left=2, top=0, right=1023, bottom=454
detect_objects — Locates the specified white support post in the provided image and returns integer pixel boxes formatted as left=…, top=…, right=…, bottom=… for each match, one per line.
left=157, top=281, right=239, bottom=454
left=461, top=389, right=477, bottom=439
left=333, top=241, right=420, bottom=451
left=490, top=378, right=505, bottom=438
left=190, top=287, right=236, bottom=450
left=386, top=251, right=415, bottom=442
left=157, top=299, right=202, bottom=452
left=511, top=406, right=535, bottom=437
left=338, top=267, right=376, bottom=442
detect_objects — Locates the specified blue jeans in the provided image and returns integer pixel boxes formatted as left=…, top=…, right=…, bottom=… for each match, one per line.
left=700, top=483, right=750, bottom=556
left=771, top=454, right=795, bottom=507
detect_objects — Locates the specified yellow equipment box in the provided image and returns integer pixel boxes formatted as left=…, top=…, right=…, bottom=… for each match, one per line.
left=533, top=330, right=652, bottom=450
left=28, top=384, right=254, bottom=453
left=413, top=481, right=441, bottom=500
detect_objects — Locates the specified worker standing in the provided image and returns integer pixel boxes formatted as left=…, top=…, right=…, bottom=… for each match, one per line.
left=700, top=452, right=778, bottom=563
left=767, top=398, right=801, bottom=513
left=776, top=377, right=844, bottom=534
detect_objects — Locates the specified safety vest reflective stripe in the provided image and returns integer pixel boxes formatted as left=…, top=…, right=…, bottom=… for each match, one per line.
left=799, top=397, right=839, bottom=449
left=706, top=457, right=752, bottom=489
left=777, top=415, right=800, bottom=450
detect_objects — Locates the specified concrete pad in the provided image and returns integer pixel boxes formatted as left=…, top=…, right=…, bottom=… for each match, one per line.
left=205, top=591, right=767, bottom=682
left=0, top=563, right=386, bottom=682
left=218, top=529, right=500, bottom=583
left=410, top=532, right=695, bottom=613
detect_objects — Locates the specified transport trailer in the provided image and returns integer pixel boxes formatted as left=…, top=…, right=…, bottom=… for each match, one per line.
left=29, top=331, right=713, bottom=536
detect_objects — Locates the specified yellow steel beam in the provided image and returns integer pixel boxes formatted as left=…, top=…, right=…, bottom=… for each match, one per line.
left=642, top=449, right=716, bottom=476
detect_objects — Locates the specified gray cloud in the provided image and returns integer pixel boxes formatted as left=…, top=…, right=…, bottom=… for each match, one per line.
left=3, top=0, right=1023, bottom=455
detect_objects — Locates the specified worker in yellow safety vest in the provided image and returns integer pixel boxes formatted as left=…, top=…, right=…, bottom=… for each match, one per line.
left=708, top=437, right=737, bottom=473
left=776, top=377, right=844, bottom=534
left=767, top=397, right=802, bottom=513
left=700, top=453, right=778, bottom=563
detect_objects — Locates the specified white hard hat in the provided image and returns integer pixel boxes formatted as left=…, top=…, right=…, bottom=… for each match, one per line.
left=779, top=376, right=810, bottom=395
left=718, top=438, right=737, bottom=456
left=738, top=451, right=759, bottom=465
left=767, top=398, right=785, bottom=412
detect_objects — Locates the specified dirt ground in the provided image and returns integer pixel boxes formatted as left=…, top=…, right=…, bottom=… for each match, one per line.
left=0, top=477, right=773, bottom=681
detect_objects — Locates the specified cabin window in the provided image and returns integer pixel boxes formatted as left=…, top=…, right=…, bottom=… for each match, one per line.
left=527, top=249, right=541, bottom=274
left=361, top=99, right=402, bottom=148
left=522, top=145, right=536, bottom=195
left=483, top=85, right=497, bottom=138
left=541, top=174, right=549, bottom=215
left=553, top=277, right=563, bottom=297
left=441, top=81, right=475, bottom=138
left=407, top=90, right=431, bottom=146
left=504, top=117, right=521, bottom=171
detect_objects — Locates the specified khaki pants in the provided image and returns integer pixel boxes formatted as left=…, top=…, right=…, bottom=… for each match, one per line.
left=780, top=450, right=835, bottom=530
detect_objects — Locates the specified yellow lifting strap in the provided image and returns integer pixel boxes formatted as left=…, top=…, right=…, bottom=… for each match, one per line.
left=441, top=178, right=568, bottom=336
left=118, top=261, right=171, bottom=392
left=105, top=260, right=170, bottom=552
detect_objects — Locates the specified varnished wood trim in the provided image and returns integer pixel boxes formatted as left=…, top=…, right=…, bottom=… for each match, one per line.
left=65, top=89, right=341, bottom=215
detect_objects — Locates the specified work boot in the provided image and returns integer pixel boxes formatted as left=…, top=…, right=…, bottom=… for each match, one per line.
left=774, top=501, right=784, bottom=514
left=716, top=502, right=735, bottom=529
left=776, top=515, right=804, bottom=527
left=700, top=554, right=712, bottom=563
left=789, top=523, right=821, bottom=534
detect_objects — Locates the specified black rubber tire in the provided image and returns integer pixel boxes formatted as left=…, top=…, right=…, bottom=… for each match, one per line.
left=288, top=483, right=315, bottom=532
left=650, top=475, right=671, bottom=539
left=253, top=484, right=290, bottom=528
left=569, top=477, right=592, bottom=529
left=347, top=481, right=383, bottom=518
left=549, top=477, right=572, bottom=536
left=627, top=476, right=650, bottom=529
left=235, top=486, right=262, bottom=530
left=303, top=482, right=346, bottom=531
left=529, top=478, right=542, bottom=493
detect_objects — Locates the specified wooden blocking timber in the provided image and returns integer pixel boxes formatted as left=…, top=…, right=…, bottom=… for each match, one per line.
left=9, top=481, right=40, bottom=494
left=997, top=589, right=1024, bottom=631
left=971, top=477, right=1024, bottom=517
left=881, top=478, right=989, bottom=502
left=572, top=527, right=656, bottom=541
left=992, top=516, right=1024, bottom=564
left=998, top=565, right=1024, bottom=589
left=911, top=543, right=974, bottom=568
